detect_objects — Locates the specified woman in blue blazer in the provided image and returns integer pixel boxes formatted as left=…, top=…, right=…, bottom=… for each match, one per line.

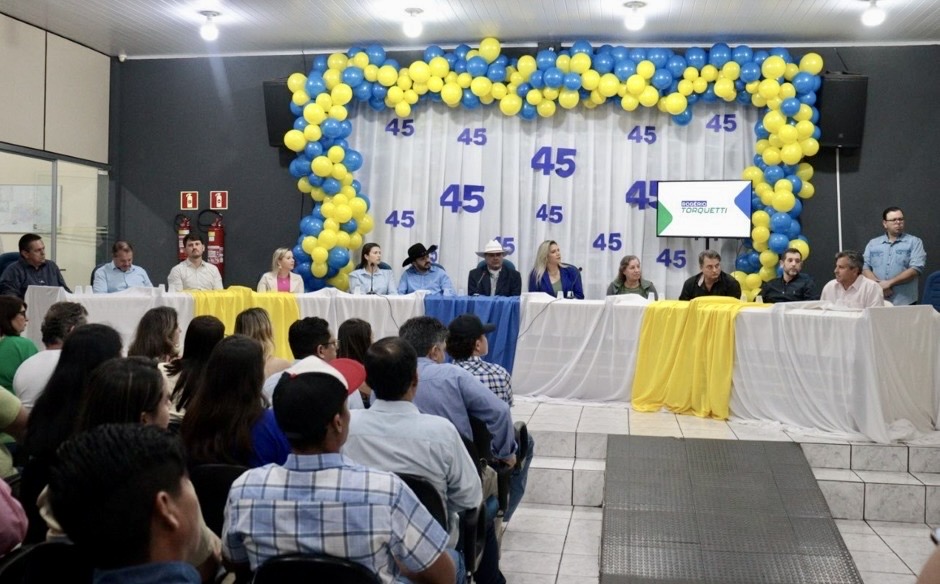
left=528, top=240, right=584, bottom=299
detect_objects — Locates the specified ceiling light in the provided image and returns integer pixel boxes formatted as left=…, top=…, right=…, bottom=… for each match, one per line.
left=861, top=0, right=886, bottom=27
left=403, top=7, right=424, bottom=38
left=199, top=10, right=220, bottom=41
left=623, top=1, right=647, bottom=31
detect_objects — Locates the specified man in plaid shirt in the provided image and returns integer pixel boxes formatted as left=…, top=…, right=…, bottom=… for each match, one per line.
left=446, top=314, right=534, bottom=522
left=222, top=370, right=460, bottom=583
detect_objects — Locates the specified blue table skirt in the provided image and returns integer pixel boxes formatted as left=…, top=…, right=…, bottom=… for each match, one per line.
left=423, top=295, right=520, bottom=373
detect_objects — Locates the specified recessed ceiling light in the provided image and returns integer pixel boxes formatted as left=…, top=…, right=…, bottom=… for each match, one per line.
left=403, top=8, right=424, bottom=38
left=860, top=0, right=886, bottom=27
left=623, top=1, right=647, bottom=32
left=199, top=10, right=220, bottom=41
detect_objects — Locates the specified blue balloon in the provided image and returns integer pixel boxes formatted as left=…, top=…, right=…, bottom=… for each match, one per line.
left=740, top=62, right=761, bottom=83
left=614, top=59, right=637, bottom=81
left=769, top=233, right=790, bottom=254
left=593, top=52, right=614, bottom=74
left=598, top=44, right=614, bottom=54
left=646, top=48, right=669, bottom=68
left=333, top=138, right=349, bottom=150
left=367, top=97, right=386, bottom=112
left=747, top=251, right=761, bottom=272
left=461, top=89, right=481, bottom=109
left=322, top=178, right=340, bottom=195
left=305, top=76, right=326, bottom=97
left=798, top=91, right=817, bottom=106
left=520, top=102, right=536, bottom=120
left=467, top=56, right=488, bottom=77
left=751, top=196, right=762, bottom=211
left=752, top=50, right=769, bottom=65
left=686, top=93, right=699, bottom=105
left=383, top=58, right=400, bottom=70
left=338, top=121, right=352, bottom=138
left=708, top=43, right=731, bottom=67
left=666, top=55, right=688, bottom=79
left=732, top=45, right=753, bottom=64
left=365, top=44, right=386, bottom=66
left=736, top=255, right=752, bottom=272
left=780, top=98, right=801, bottom=117
left=652, top=69, right=673, bottom=90
left=812, top=127, right=821, bottom=140
left=293, top=117, right=308, bottom=131
left=358, top=193, right=370, bottom=210
left=516, top=82, right=532, bottom=98
left=300, top=215, right=324, bottom=236
left=347, top=46, right=363, bottom=57
left=628, top=48, right=647, bottom=62
left=454, top=44, right=471, bottom=59
left=787, top=199, right=803, bottom=219
left=312, top=203, right=325, bottom=220
left=372, top=84, right=388, bottom=99
left=444, top=53, right=457, bottom=67
left=736, top=91, right=752, bottom=105
left=753, top=154, right=765, bottom=167
left=292, top=245, right=311, bottom=265
left=326, top=265, right=339, bottom=279
left=454, top=59, right=467, bottom=73
left=563, top=73, right=582, bottom=90
left=784, top=175, right=802, bottom=194
left=304, top=141, right=323, bottom=159
left=529, top=70, right=544, bottom=89
left=321, top=118, right=341, bottom=138
left=787, top=219, right=802, bottom=239
left=611, top=46, right=629, bottom=62
left=570, top=40, right=593, bottom=55
left=810, top=106, right=820, bottom=124
left=764, top=165, right=784, bottom=184
left=487, top=64, right=507, bottom=82
left=288, top=159, right=307, bottom=179
left=289, top=102, right=303, bottom=116
left=701, top=85, right=717, bottom=102
left=351, top=180, right=362, bottom=194
left=742, top=238, right=754, bottom=249
left=813, top=75, right=822, bottom=91
left=344, top=150, right=363, bottom=172
left=340, top=218, right=358, bottom=234
left=685, top=47, right=707, bottom=69
left=311, top=55, right=328, bottom=73
left=494, top=55, right=509, bottom=66
left=769, top=47, right=792, bottom=62
left=792, top=72, right=815, bottom=94
left=543, top=67, right=564, bottom=88
left=754, top=121, right=770, bottom=140
left=770, top=212, right=792, bottom=234
left=536, top=50, right=557, bottom=70
left=308, top=174, right=324, bottom=187
left=341, top=67, right=364, bottom=87
left=353, top=80, right=373, bottom=101
left=672, top=110, right=693, bottom=126
left=423, top=45, right=444, bottom=62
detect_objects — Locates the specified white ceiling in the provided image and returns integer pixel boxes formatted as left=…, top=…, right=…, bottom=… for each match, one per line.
left=1, top=0, right=936, bottom=60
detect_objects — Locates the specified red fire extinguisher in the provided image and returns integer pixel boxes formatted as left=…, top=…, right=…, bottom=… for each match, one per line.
left=200, top=210, right=225, bottom=278
left=175, top=214, right=191, bottom=262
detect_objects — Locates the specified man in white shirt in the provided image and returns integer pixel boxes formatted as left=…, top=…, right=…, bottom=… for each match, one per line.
left=13, top=301, right=87, bottom=409
left=820, top=250, right=885, bottom=309
left=167, top=234, right=223, bottom=292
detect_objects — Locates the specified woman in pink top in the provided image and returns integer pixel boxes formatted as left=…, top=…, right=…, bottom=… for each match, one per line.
left=256, top=247, right=303, bottom=293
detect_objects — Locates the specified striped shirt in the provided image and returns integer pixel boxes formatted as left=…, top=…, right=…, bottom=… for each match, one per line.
left=222, top=453, right=448, bottom=582
left=453, top=356, right=514, bottom=406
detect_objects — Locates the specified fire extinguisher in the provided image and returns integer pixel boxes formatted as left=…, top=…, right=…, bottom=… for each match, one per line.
left=199, top=210, right=225, bottom=278
left=175, top=214, right=191, bottom=262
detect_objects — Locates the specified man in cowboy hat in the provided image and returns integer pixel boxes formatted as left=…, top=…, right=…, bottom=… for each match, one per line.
left=398, top=243, right=456, bottom=295
left=467, top=240, right=522, bottom=297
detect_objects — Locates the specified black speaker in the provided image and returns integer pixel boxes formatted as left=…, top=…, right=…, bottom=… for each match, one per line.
left=816, top=73, right=868, bottom=149
left=263, top=80, right=295, bottom=148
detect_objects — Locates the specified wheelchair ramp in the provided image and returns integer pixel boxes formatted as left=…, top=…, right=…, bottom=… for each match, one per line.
left=601, top=436, right=863, bottom=584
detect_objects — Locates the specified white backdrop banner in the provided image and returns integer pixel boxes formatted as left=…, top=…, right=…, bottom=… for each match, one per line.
left=348, top=100, right=757, bottom=299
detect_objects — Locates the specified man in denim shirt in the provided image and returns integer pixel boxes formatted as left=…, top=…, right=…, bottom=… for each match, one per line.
left=863, top=207, right=926, bottom=306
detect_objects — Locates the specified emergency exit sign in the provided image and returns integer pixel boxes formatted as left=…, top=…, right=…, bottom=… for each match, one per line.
left=210, top=190, right=229, bottom=210
left=180, top=191, right=198, bottom=210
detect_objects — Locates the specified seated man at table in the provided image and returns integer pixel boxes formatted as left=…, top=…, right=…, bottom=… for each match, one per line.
left=92, top=240, right=154, bottom=293
left=759, top=247, right=819, bottom=303
left=678, top=250, right=742, bottom=301
left=399, top=243, right=456, bottom=295
left=167, top=234, right=223, bottom=292
left=468, top=240, right=521, bottom=297
left=0, top=233, right=70, bottom=298
left=400, top=316, right=526, bottom=521
left=821, top=250, right=885, bottom=309
left=223, top=370, right=458, bottom=583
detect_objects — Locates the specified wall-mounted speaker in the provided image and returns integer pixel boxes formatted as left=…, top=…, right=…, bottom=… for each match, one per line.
left=816, top=73, right=868, bottom=149
left=262, top=80, right=294, bottom=148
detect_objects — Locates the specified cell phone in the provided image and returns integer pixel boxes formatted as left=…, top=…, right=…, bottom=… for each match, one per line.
left=931, top=528, right=940, bottom=545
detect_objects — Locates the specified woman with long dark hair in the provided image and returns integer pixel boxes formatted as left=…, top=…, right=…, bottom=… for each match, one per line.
left=162, top=315, right=225, bottom=417
left=127, top=306, right=180, bottom=363
left=180, top=335, right=290, bottom=468
left=77, top=357, right=172, bottom=431
left=337, top=317, right=373, bottom=405
left=347, top=243, right=397, bottom=294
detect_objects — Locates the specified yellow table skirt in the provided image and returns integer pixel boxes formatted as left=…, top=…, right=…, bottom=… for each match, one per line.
left=631, top=297, right=769, bottom=419
left=187, top=287, right=300, bottom=360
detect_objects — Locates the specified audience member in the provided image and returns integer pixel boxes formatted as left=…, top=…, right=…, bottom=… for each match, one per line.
left=399, top=243, right=456, bottom=295
left=0, top=233, right=69, bottom=298
left=162, top=315, right=225, bottom=419
left=759, top=248, right=819, bottom=303
left=47, top=425, right=206, bottom=583
left=607, top=255, right=657, bottom=299
left=77, top=357, right=172, bottom=431
left=235, top=307, right=291, bottom=378
left=468, top=240, right=521, bottom=297
left=337, top=317, right=373, bottom=404
left=0, top=388, right=27, bottom=479
left=92, top=240, right=154, bottom=293
left=256, top=247, right=303, bottom=293
left=678, top=250, right=742, bottom=300
left=863, top=206, right=927, bottom=306
left=128, top=306, right=180, bottom=363
left=0, top=479, right=26, bottom=556
left=223, top=370, right=457, bottom=583
left=446, top=314, right=533, bottom=522
left=167, top=234, right=223, bottom=292
left=0, top=295, right=38, bottom=392
left=348, top=243, right=397, bottom=294
left=21, top=324, right=123, bottom=543
left=180, top=335, right=290, bottom=468
left=13, top=301, right=87, bottom=409
left=528, top=240, right=584, bottom=299
left=821, top=250, right=885, bottom=309
left=260, top=316, right=345, bottom=401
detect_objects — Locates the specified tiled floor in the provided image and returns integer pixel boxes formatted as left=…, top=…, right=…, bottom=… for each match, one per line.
left=506, top=399, right=939, bottom=583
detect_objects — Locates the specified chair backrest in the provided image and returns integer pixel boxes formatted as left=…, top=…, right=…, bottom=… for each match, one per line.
left=476, top=259, right=517, bottom=272
left=396, top=473, right=447, bottom=530
left=0, top=252, right=19, bottom=277
left=0, top=541, right=92, bottom=583
left=377, top=261, right=392, bottom=270
left=921, top=270, right=940, bottom=311
left=189, top=463, right=249, bottom=536
left=90, top=263, right=107, bottom=286
left=253, top=553, right=380, bottom=584
left=468, top=415, right=495, bottom=463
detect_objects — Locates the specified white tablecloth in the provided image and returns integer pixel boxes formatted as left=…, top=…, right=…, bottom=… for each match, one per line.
left=297, top=288, right=427, bottom=341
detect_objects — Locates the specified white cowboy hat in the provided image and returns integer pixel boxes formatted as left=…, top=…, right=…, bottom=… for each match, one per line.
left=475, top=240, right=507, bottom=258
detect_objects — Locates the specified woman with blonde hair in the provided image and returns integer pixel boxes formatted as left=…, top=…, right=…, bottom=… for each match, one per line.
left=256, top=247, right=303, bottom=293
left=606, top=255, right=657, bottom=299
left=234, top=307, right=291, bottom=378
left=528, top=240, right=584, bottom=299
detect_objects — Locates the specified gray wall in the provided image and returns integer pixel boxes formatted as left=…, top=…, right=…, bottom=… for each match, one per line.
left=115, top=46, right=937, bottom=294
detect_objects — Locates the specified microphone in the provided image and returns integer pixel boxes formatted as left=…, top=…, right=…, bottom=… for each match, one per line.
left=368, top=261, right=376, bottom=295
left=473, top=268, right=487, bottom=296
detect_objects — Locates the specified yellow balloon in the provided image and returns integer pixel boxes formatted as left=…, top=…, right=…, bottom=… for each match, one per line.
left=480, top=94, right=494, bottom=105
left=800, top=138, right=820, bottom=157
left=789, top=239, right=810, bottom=261
left=798, top=181, right=815, bottom=200
left=428, top=76, right=444, bottom=93
left=677, top=79, right=694, bottom=96
left=441, top=82, right=462, bottom=105
left=542, top=87, right=559, bottom=100
left=491, top=83, right=508, bottom=100
left=759, top=266, right=777, bottom=282
left=590, top=90, right=606, bottom=105
left=445, top=71, right=459, bottom=84
left=349, top=233, right=363, bottom=250
left=752, top=226, right=770, bottom=244
left=386, top=86, right=404, bottom=105
left=395, top=101, right=412, bottom=118
left=626, top=74, right=647, bottom=96
left=731, top=271, right=748, bottom=288
left=428, top=57, right=450, bottom=78
left=336, top=231, right=351, bottom=249
left=517, top=55, right=537, bottom=79
left=744, top=274, right=763, bottom=291
left=777, top=124, right=799, bottom=144
left=799, top=53, right=824, bottom=75
left=664, top=93, right=687, bottom=115
left=331, top=163, right=347, bottom=181
left=761, top=56, right=787, bottom=79
left=327, top=146, right=345, bottom=163
left=317, top=229, right=337, bottom=250
left=283, top=129, right=306, bottom=152
left=456, top=72, right=472, bottom=89
left=555, top=54, right=571, bottom=73
left=772, top=191, right=796, bottom=212
left=682, top=67, right=699, bottom=81
left=377, top=65, right=398, bottom=87
left=302, top=236, right=317, bottom=255
left=700, top=65, right=718, bottom=82
left=342, top=259, right=355, bottom=274
left=349, top=197, right=367, bottom=220
left=755, top=139, right=770, bottom=154
left=692, top=78, right=708, bottom=94
left=287, top=73, right=308, bottom=93
left=752, top=210, right=771, bottom=227
left=320, top=201, right=336, bottom=218
left=499, top=94, right=523, bottom=116
left=758, top=79, right=780, bottom=100
left=315, top=93, right=333, bottom=111
left=296, top=177, right=313, bottom=193
left=291, top=90, right=310, bottom=107
left=766, top=97, right=782, bottom=112
left=721, top=61, right=741, bottom=80
left=334, top=204, right=353, bottom=223
left=794, top=104, right=814, bottom=122
left=598, top=73, right=620, bottom=97
left=795, top=120, right=815, bottom=140
left=768, top=134, right=784, bottom=149
left=714, top=78, right=734, bottom=99
left=357, top=214, right=374, bottom=235
left=325, top=105, right=346, bottom=121
left=322, top=69, right=340, bottom=90
left=742, top=165, right=764, bottom=185
left=327, top=53, right=348, bottom=71
left=470, top=76, right=492, bottom=97
left=352, top=52, right=369, bottom=69
left=332, top=194, right=349, bottom=207
left=638, top=86, right=659, bottom=108
left=397, top=74, right=413, bottom=91
left=312, top=263, right=328, bottom=278
left=309, top=187, right=325, bottom=202
left=581, top=70, right=600, bottom=91
left=779, top=82, right=796, bottom=99
left=311, top=156, right=332, bottom=177
left=751, top=94, right=767, bottom=108
left=304, top=103, right=327, bottom=125
left=753, top=239, right=769, bottom=252
left=759, top=250, right=779, bottom=268
left=763, top=110, right=786, bottom=133
left=762, top=146, right=782, bottom=166
left=536, top=100, right=556, bottom=118
left=784, top=63, right=799, bottom=81
left=774, top=179, right=793, bottom=193
left=479, top=37, right=501, bottom=63
left=636, top=60, right=655, bottom=80
left=780, top=143, right=804, bottom=165
left=796, top=162, right=814, bottom=182
left=526, top=89, right=543, bottom=106
left=409, top=61, right=431, bottom=84
left=364, top=64, right=379, bottom=82
left=559, top=89, right=580, bottom=109
left=327, top=272, right=349, bottom=291
left=569, top=53, right=592, bottom=75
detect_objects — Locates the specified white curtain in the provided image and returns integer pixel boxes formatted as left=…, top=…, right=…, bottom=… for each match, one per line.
left=348, top=100, right=757, bottom=299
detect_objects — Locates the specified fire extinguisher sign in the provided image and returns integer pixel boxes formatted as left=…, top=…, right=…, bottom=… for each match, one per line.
left=210, top=190, right=229, bottom=210
left=180, top=191, right=199, bottom=210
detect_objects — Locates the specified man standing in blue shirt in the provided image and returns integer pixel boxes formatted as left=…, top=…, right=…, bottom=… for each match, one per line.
left=399, top=243, right=456, bottom=295
left=92, top=240, right=154, bottom=293
left=863, top=207, right=926, bottom=306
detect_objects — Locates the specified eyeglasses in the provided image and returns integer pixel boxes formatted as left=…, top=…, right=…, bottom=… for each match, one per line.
left=17, top=310, right=26, bottom=316
left=886, top=218, right=905, bottom=223
left=325, top=340, right=338, bottom=348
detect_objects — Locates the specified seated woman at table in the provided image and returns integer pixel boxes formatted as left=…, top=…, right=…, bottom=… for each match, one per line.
left=348, top=243, right=397, bottom=295
left=256, top=247, right=303, bottom=293
left=127, top=306, right=180, bottom=363
left=0, top=296, right=38, bottom=392
left=606, top=255, right=658, bottom=299
left=234, top=307, right=291, bottom=379
left=528, top=240, right=584, bottom=299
